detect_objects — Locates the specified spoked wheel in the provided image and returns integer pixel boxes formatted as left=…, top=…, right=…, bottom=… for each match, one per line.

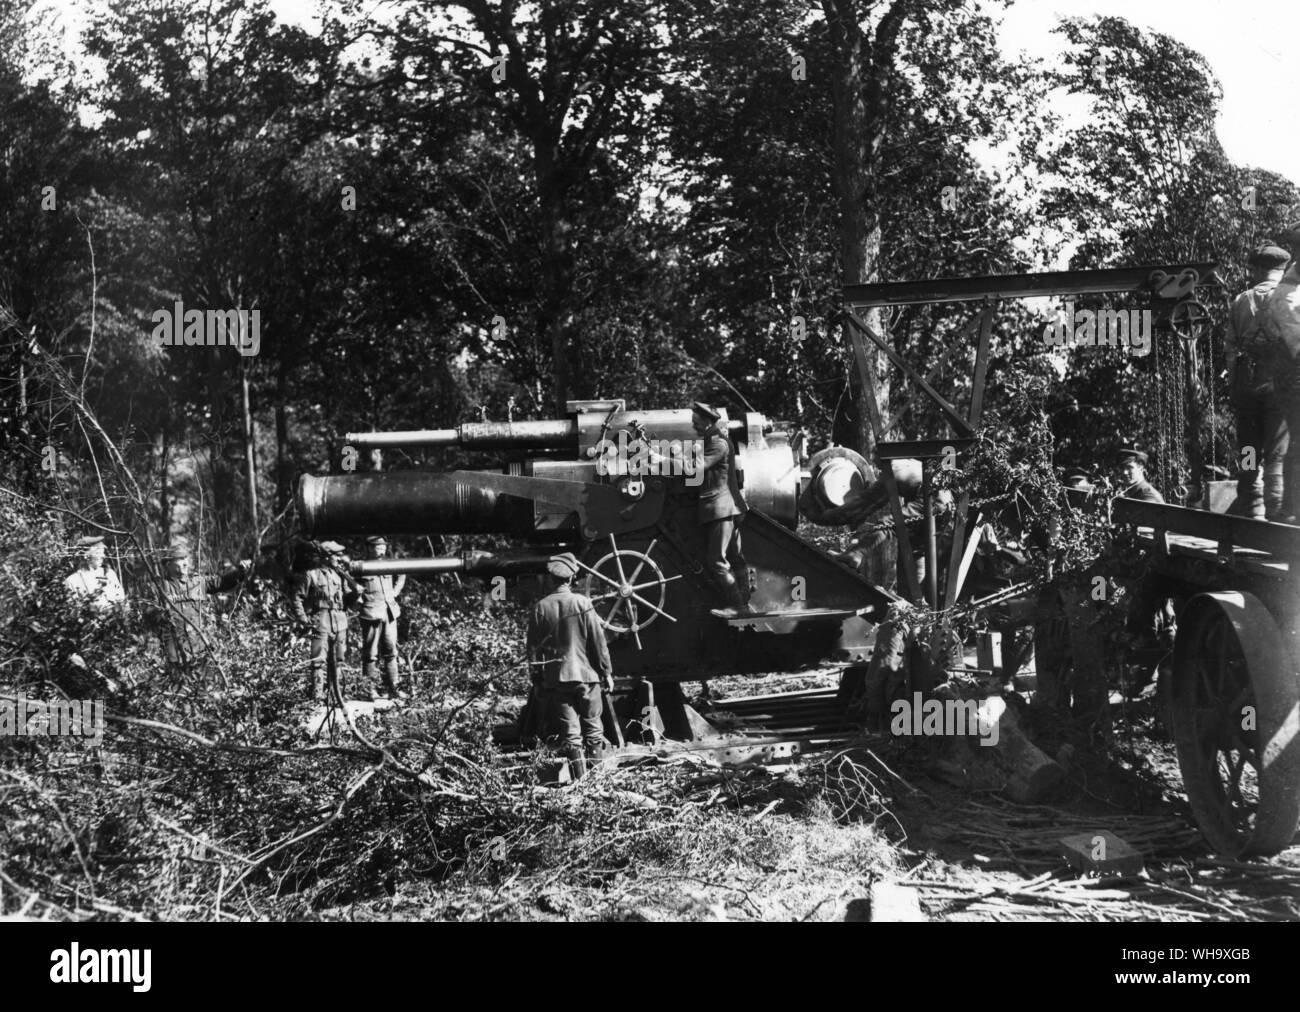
left=1170, top=592, right=1300, bottom=856
left=578, top=534, right=682, bottom=649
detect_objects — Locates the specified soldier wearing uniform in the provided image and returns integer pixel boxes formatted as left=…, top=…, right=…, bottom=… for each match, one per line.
left=690, top=401, right=751, bottom=612
left=526, top=552, right=613, bottom=779
left=1113, top=447, right=1164, bottom=504
left=1258, top=224, right=1300, bottom=520
left=291, top=541, right=361, bottom=702
left=158, top=544, right=251, bottom=667
left=64, top=536, right=126, bottom=612
left=1227, top=243, right=1292, bottom=518
left=358, top=536, right=407, bottom=699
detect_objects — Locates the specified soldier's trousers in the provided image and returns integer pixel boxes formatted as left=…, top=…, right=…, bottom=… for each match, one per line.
left=1281, top=385, right=1300, bottom=520
left=361, top=618, right=399, bottom=691
left=1235, top=389, right=1287, bottom=517
left=307, top=626, right=347, bottom=700
left=705, top=516, right=748, bottom=601
left=545, top=683, right=607, bottom=756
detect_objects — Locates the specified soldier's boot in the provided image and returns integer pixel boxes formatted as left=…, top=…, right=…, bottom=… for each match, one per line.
left=362, top=660, right=378, bottom=696
left=710, top=570, right=753, bottom=617
left=1265, top=473, right=1287, bottom=521
left=731, top=564, right=753, bottom=606
left=307, top=666, right=326, bottom=702
left=1232, top=469, right=1264, bottom=518
left=381, top=657, right=404, bottom=699
left=566, top=748, right=589, bottom=781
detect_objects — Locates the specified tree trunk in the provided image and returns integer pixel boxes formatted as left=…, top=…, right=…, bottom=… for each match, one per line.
left=159, top=423, right=171, bottom=538
left=240, top=356, right=258, bottom=532
left=206, top=348, right=234, bottom=536
left=275, top=357, right=291, bottom=514
left=824, top=0, right=906, bottom=454
left=536, top=165, right=573, bottom=415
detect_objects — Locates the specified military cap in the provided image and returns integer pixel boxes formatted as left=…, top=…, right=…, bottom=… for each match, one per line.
left=1115, top=446, right=1148, bottom=467
left=365, top=535, right=388, bottom=546
left=162, top=543, right=192, bottom=561
left=547, top=552, right=580, bottom=579
left=691, top=401, right=721, bottom=422
left=1250, top=244, right=1291, bottom=269
left=319, top=541, right=345, bottom=554
left=76, top=535, right=105, bottom=547
left=1060, top=467, right=1093, bottom=487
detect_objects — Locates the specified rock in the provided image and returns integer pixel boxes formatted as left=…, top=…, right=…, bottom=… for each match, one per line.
left=1058, top=831, right=1144, bottom=877
left=868, top=881, right=926, bottom=922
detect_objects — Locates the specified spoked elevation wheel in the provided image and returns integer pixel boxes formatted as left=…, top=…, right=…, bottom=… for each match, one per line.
left=1170, top=592, right=1300, bottom=856
left=578, top=534, right=681, bottom=649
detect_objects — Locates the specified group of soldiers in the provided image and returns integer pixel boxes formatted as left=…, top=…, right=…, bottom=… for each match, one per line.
left=290, top=537, right=407, bottom=703
left=59, top=533, right=407, bottom=704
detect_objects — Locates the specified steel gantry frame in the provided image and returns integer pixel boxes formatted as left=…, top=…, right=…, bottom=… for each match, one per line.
left=840, top=263, right=1224, bottom=611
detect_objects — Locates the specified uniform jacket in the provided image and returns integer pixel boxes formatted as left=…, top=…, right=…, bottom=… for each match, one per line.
left=291, top=566, right=359, bottom=635
left=526, top=586, right=612, bottom=689
left=1227, top=279, right=1281, bottom=391
left=64, top=567, right=125, bottom=611
left=697, top=429, right=746, bottom=523
left=359, top=574, right=405, bottom=623
left=1120, top=479, right=1164, bottom=504
left=1258, top=265, right=1300, bottom=364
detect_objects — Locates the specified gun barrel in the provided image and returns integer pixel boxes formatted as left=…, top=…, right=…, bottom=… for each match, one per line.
left=297, top=471, right=536, bottom=537
left=345, top=420, right=578, bottom=451
left=352, top=552, right=554, bottom=578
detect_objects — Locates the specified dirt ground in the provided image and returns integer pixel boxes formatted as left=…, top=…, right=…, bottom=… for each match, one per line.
left=319, top=668, right=1300, bottom=923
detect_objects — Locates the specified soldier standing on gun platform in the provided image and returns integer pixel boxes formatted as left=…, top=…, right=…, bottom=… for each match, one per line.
left=526, top=552, right=613, bottom=780
left=1227, top=243, right=1292, bottom=518
left=690, top=401, right=752, bottom=614
left=358, top=536, right=407, bottom=700
left=1256, top=223, right=1300, bottom=521
left=291, top=541, right=361, bottom=703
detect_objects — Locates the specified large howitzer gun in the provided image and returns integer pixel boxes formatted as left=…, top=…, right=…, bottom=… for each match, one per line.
left=297, top=401, right=898, bottom=736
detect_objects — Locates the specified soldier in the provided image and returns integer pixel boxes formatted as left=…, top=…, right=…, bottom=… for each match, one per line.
left=1227, top=243, right=1292, bottom=518
left=1257, top=223, right=1300, bottom=520
left=64, top=536, right=126, bottom=612
left=357, top=536, right=407, bottom=699
left=525, top=552, right=613, bottom=780
left=290, top=541, right=361, bottom=703
left=157, top=544, right=251, bottom=668
left=690, top=401, right=751, bottom=613
left=1113, top=447, right=1164, bottom=504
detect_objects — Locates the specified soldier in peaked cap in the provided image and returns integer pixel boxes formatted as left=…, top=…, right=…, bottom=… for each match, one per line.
left=64, top=535, right=126, bottom=613
left=1255, top=225, right=1300, bottom=520
left=525, top=552, right=613, bottom=779
left=157, top=543, right=252, bottom=668
left=290, top=540, right=361, bottom=702
left=1228, top=243, right=1293, bottom=519
left=690, top=401, right=751, bottom=613
left=357, top=536, right=407, bottom=699
left=1113, top=447, right=1164, bottom=504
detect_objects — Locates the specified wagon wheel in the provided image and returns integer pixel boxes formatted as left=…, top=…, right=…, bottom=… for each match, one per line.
left=578, top=534, right=682, bottom=649
left=1170, top=592, right=1300, bottom=856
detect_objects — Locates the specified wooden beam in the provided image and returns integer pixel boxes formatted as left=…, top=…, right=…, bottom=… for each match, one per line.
left=843, top=263, right=1223, bottom=308
left=848, top=322, right=925, bottom=605
left=844, top=311, right=973, bottom=438
left=1113, top=499, right=1300, bottom=559
left=876, top=438, right=975, bottom=460
left=943, top=304, right=995, bottom=609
